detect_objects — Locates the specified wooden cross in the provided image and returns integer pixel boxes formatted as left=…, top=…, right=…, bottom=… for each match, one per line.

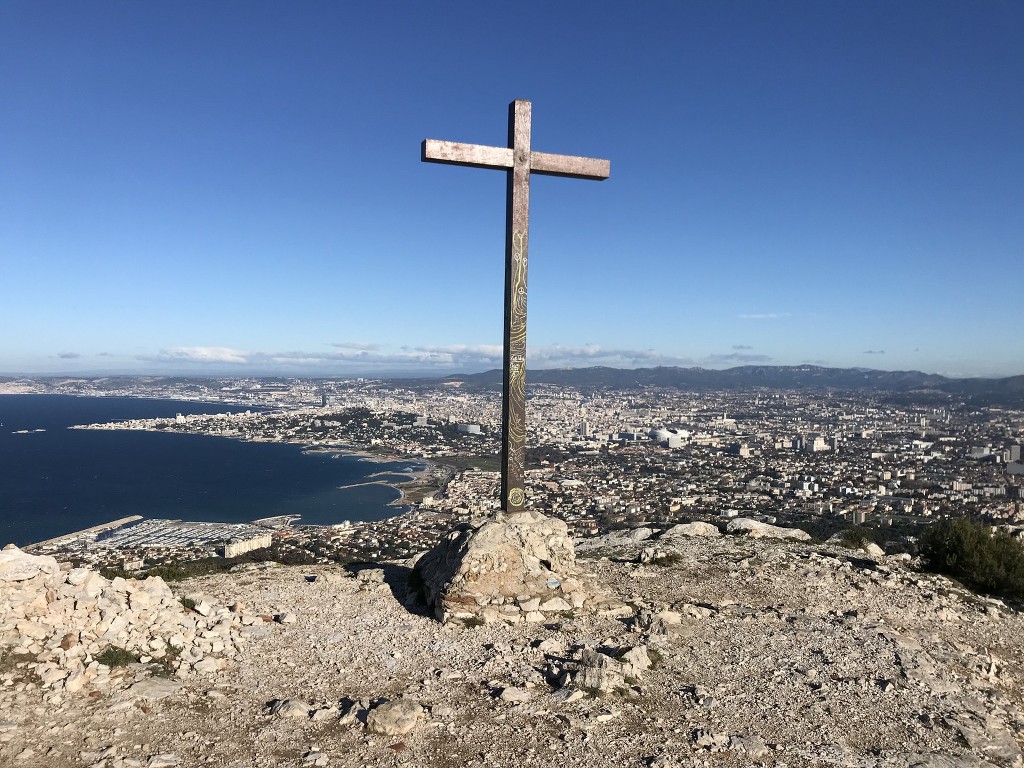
left=422, top=100, right=610, bottom=513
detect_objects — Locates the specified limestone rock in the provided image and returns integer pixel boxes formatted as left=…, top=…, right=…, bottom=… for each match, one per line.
left=415, top=511, right=590, bottom=623
left=0, top=558, right=244, bottom=699
left=499, top=686, right=532, bottom=703
left=574, top=648, right=625, bottom=693
left=726, top=518, right=810, bottom=540
left=366, top=698, right=422, bottom=736
left=128, top=678, right=182, bottom=701
left=661, top=522, right=721, bottom=538
left=0, top=547, right=59, bottom=582
left=268, top=699, right=311, bottom=719
left=539, top=596, right=572, bottom=612
left=863, top=541, right=886, bottom=557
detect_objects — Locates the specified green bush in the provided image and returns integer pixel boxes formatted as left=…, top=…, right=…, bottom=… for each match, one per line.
left=95, top=646, right=139, bottom=667
left=919, top=518, right=1024, bottom=600
left=837, top=525, right=879, bottom=549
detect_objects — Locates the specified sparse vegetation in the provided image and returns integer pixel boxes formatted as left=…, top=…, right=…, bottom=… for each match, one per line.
left=132, top=546, right=316, bottom=583
left=0, top=649, right=39, bottom=685
left=94, top=646, right=139, bottom=668
left=99, top=567, right=135, bottom=580
left=179, top=597, right=196, bottom=611
left=919, top=517, right=1024, bottom=600
left=837, top=525, right=880, bottom=549
left=150, top=644, right=183, bottom=677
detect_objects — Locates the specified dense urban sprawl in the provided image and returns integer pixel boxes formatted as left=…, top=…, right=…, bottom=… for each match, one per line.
left=6, top=375, right=1022, bottom=572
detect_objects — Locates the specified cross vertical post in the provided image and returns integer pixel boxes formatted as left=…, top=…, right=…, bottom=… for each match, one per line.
left=502, top=100, right=531, bottom=510
left=422, top=100, right=609, bottom=513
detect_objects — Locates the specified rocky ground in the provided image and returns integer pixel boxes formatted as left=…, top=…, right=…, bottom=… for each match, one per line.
left=2, top=526, right=1024, bottom=768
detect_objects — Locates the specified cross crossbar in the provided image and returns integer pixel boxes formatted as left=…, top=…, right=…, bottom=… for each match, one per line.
left=421, top=139, right=609, bottom=180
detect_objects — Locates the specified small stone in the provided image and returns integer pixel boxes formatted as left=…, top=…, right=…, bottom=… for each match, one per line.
left=356, top=569, right=386, bottom=584
left=193, top=658, right=220, bottom=674
left=500, top=687, right=532, bottom=703
left=539, top=597, right=572, bottom=612
left=269, top=699, right=310, bottom=719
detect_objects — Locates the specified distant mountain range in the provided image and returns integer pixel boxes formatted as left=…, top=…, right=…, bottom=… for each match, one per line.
left=432, top=365, right=1024, bottom=408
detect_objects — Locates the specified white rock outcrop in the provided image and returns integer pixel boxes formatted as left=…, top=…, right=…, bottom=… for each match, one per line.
left=661, top=522, right=721, bottom=538
left=725, top=518, right=810, bottom=540
left=0, top=546, right=255, bottom=698
left=415, top=511, right=625, bottom=624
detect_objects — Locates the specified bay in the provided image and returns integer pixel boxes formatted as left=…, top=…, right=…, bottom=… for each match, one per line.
left=0, top=394, right=415, bottom=547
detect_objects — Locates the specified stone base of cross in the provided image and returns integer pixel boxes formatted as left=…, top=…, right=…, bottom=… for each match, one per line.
left=422, top=100, right=609, bottom=512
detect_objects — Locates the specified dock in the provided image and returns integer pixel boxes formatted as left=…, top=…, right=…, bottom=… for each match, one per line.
left=24, top=515, right=143, bottom=551
left=251, top=514, right=301, bottom=529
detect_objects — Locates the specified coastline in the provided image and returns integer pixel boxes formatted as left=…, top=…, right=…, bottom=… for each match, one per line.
left=68, top=412, right=441, bottom=517
left=6, top=394, right=438, bottom=546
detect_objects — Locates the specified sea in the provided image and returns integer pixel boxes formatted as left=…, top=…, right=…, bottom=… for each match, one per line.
left=0, top=394, right=422, bottom=547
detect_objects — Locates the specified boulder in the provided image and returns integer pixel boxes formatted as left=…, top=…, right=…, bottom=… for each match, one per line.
left=415, top=511, right=585, bottom=623
left=863, top=541, right=886, bottom=558
left=661, top=522, right=720, bottom=538
left=574, top=648, right=625, bottom=693
left=366, top=698, right=422, bottom=736
left=0, top=547, right=59, bottom=582
left=268, top=699, right=311, bottom=719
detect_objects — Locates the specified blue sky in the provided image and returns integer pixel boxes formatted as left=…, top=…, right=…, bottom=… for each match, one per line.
left=2, top=1, right=1022, bottom=378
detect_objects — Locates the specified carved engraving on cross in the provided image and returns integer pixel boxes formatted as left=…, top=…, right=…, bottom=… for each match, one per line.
left=422, top=100, right=609, bottom=512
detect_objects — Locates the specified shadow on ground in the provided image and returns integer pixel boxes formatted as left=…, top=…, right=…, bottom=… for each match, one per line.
left=342, top=562, right=433, bottom=618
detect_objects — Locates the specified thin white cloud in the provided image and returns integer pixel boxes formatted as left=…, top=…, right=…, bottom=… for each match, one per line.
left=148, top=346, right=250, bottom=364
left=528, top=345, right=695, bottom=368
left=732, top=344, right=754, bottom=350
left=331, top=342, right=381, bottom=351
left=704, top=352, right=773, bottom=364
left=738, top=312, right=790, bottom=320
left=138, top=342, right=707, bottom=373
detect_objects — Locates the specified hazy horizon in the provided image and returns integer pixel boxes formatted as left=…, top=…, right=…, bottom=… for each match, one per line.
left=3, top=361, right=1022, bottom=382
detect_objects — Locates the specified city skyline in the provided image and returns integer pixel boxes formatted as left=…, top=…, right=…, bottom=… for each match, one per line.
left=3, top=2, right=1022, bottom=378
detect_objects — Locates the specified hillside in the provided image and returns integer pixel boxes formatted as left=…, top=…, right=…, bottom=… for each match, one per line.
left=2, top=529, right=1023, bottom=768
left=431, top=366, right=1024, bottom=408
